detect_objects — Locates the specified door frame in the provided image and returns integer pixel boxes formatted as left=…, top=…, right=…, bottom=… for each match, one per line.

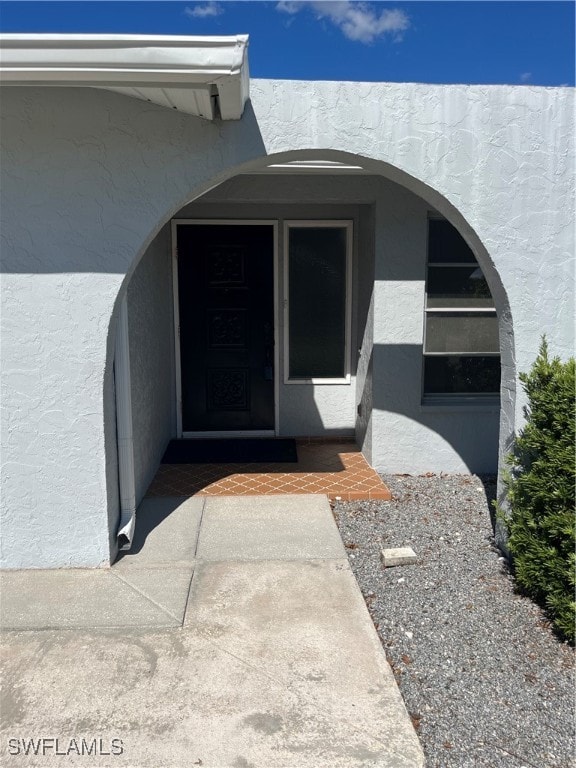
left=171, top=219, right=280, bottom=438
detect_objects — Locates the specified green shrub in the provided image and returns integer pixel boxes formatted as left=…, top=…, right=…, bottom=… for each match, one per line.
left=502, top=338, right=575, bottom=644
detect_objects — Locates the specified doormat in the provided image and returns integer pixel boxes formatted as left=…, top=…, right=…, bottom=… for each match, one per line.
left=161, top=438, right=298, bottom=464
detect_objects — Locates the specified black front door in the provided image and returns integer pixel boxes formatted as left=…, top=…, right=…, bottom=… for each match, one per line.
left=177, top=224, right=275, bottom=432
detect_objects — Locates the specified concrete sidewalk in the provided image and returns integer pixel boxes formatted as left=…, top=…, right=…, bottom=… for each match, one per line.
left=0, top=495, right=424, bottom=767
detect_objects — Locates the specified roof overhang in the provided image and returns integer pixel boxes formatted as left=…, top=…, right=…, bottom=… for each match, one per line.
left=0, top=33, right=250, bottom=120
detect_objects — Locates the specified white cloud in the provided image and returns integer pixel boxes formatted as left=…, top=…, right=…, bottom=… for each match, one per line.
left=520, top=72, right=532, bottom=83
left=276, top=1, right=410, bottom=44
left=185, top=3, right=224, bottom=19
left=276, top=1, right=304, bottom=13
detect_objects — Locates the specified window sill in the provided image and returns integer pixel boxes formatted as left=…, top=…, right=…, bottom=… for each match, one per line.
left=420, top=396, right=500, bottom=412
left=285, top=376, right=351, bottom=386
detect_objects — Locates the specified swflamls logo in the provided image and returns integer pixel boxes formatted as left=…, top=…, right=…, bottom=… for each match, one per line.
left=7, top=737, right=124, bottom=756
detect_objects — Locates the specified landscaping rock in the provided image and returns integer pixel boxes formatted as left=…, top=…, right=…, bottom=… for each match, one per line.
left=381, top=546, right=418, bottom=567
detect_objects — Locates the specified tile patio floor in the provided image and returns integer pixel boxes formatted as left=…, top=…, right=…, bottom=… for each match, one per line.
left=147, top=439, right=392, bottom=501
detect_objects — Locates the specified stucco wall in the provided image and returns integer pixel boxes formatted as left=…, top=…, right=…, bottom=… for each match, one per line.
left=127, top=224, right=174, bottom=503
left=354, top=205, right=375, bottom=463
left=1, top=81, right=573, bottom=567
left=370, top=189, right=500, bottom=473
left=249, top=81, right=574, bottom=401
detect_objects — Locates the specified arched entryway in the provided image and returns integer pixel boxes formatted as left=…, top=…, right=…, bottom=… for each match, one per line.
left=106, top=149, right=514, bottom=554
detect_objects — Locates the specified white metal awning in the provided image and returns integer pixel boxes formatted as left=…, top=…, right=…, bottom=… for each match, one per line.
left=0, top=33, right=250, bottom=120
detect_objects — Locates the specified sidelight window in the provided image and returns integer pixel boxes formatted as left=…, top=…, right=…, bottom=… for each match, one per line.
left=284, top=221, right=352, bottom=383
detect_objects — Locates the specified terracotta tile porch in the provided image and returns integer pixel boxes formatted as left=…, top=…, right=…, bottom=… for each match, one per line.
left=146, top=439, right=391, bottom=502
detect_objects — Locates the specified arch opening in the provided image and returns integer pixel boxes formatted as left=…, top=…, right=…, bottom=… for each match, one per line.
left=106, top=148, right=515, bottom=556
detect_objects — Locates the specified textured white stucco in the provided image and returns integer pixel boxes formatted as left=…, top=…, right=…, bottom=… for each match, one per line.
left=1, top=80, right=573, bottom=567
left=127, top=224, right=174, bottom=504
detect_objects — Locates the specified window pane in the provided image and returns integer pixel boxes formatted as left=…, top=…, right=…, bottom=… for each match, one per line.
left=289, top=227, right=347, bottom=378
left=425, top=313, right=499, bottom=354
left=428, top=219, right=476, bottom=264
left=424, top=356, right=501, bottom=394
left=427, top=266, right=494, bottom=308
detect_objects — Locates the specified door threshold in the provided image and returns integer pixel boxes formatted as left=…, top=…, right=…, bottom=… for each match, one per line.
left=181, top=430, right=276, bottom=439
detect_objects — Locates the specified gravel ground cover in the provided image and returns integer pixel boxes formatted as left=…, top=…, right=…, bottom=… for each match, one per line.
left=333, top=474, right=575, bottom=768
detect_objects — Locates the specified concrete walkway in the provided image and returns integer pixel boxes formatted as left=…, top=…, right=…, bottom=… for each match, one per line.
left=0, top=495, right=424, bottom=767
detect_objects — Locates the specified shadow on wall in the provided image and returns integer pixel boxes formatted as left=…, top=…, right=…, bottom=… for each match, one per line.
left=0, top=92, right=269, bottom=278
left=0, top=86, right=270, bottom=565
left=357, top=343, right=500, bottom=473
left=277, top=373, right=358, bottom=440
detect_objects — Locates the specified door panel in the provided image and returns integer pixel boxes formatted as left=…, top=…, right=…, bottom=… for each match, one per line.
left=177, top=224, right=275, bottom=432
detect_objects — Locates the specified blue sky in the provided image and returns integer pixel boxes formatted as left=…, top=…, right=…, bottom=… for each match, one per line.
left=0, top=1, right=573, bottom=86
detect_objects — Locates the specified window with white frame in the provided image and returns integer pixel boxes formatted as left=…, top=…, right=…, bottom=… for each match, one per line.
left=423, top=218, right=501, bottom=400
left=284, top=221, right=352, bottom=383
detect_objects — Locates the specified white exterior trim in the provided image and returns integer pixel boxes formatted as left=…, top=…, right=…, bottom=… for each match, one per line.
left=0, top=33, right=250, bottom=119
left=254, top=160, right=368, bottom=174
left=283, top=220, right=353, bottom=385
left=171, top=219, right=279, bottom=437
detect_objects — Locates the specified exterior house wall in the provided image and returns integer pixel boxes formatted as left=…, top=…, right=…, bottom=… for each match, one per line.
left=1, top=81, right=572, bottom=568
left=126, top=224, right=174, bottom=504
left=354, top=205, right=375, bottom=464
left=370, top=191, right=501, bottom=473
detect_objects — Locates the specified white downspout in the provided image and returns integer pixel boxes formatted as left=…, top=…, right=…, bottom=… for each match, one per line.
left=114, top=294, right=136, bottom=550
